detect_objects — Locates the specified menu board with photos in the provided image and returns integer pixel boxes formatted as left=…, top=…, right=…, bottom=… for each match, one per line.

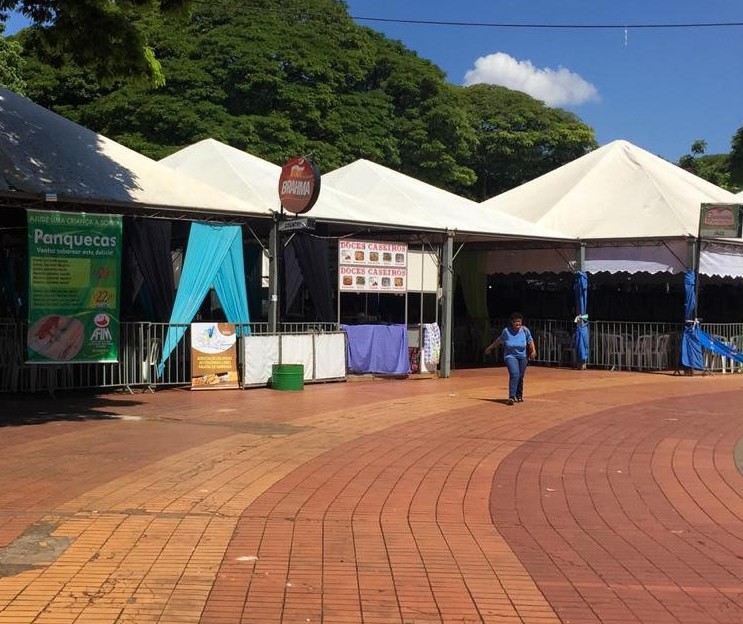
left=338, top=240, right=407, bottom=292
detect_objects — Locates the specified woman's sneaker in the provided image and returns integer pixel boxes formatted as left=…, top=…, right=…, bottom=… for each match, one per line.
left=516, top=396, right=524, bottom=402
left=507, top=397, right=515, bottom=405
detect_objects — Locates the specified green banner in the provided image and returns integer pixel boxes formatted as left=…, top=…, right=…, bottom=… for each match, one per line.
left=27, top=209, right=122, bottom=363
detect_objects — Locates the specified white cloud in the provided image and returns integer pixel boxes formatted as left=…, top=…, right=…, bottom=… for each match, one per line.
left=463, top=52, right=599, bottom=107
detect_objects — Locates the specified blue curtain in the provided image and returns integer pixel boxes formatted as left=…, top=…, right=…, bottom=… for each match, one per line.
left=157, top=223, right=250, bottom=376
left=680, top=269, right=704, bottom=370
left=213, top=233, right=250, bottom=328
left=573, top=271, right=589, bottom=363
left=683, top=269, right=696, bottom=321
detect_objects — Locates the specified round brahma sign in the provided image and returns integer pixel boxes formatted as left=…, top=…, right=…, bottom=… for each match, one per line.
left=278, top=157, right=320, bottom=214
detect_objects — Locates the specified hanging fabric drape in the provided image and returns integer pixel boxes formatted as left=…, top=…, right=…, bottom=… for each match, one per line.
left=157, top=223, right=250, bottom=376
left=455, top=251, right=488, bottom=320
left=683, top=268, right=696, bottom=321
left=573, top=271, right=589, bottom=363
left=282, top=241, right=303, bottom=316
left=292, top=234, right=334, bottom=321
left=126, top=218, right=175, bottom=322
left=680, top=269, right=704, bottom=370
left=213, top=232, right=250, bottom=325
left=243, top=244, right=264, bottom=321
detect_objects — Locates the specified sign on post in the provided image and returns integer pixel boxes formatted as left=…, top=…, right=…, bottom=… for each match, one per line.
left=699, top=203, right=742, bottom=238
left=338, top=240, right=408, bottom=292
left=278, top=157, right=320, bottom=214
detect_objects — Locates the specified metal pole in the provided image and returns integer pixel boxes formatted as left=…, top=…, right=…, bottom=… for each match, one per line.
left=692, top=237, right=700, bottom=319
left=439, top=233, right=454, bottom=377
left=268, top=213, right=279, bottom=333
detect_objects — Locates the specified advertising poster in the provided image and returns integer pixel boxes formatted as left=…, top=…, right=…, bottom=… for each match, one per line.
left=27, top=209, right=122, bottom=363
left=338, top=240, right=408, bottom=292
left=699, top=203, right=742, bottom=238
left=190, top=322, right=240, bottom=390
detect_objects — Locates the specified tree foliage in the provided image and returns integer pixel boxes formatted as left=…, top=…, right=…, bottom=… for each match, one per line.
left=678, top=139, right=735, bottom=191
left=730, top=127, right=743, bottom=190
left=0, top=23, right=25, bottom=93
left=1, top=0, right=190, bottom=83
left=458, top=84, right=597, bottom=199
left=17, top=0, right=598, bottom=197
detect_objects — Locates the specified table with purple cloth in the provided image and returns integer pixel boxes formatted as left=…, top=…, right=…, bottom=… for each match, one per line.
left=340, top=324, right=411, bottom=375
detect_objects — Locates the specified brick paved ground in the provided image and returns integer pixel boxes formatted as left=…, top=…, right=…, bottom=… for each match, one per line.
left=1, top=367, right=742, bottom=623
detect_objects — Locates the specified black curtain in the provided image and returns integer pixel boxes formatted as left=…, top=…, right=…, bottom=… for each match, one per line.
left=123, top=218, right=175, bottom=322
left=282, top=240, right=304, bottom=317
left=292, top=234, right=334, bottom=321
left=243, top=243, right=264, bottom=321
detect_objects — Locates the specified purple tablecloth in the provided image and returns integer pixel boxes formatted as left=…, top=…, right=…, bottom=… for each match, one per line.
left=341, top=324, right=411, bottom=375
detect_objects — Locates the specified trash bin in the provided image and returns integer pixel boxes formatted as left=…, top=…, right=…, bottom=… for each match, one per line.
left=271, top=363, right=304, bottom=391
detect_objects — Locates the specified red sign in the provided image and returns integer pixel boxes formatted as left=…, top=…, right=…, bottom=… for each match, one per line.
left=278, top=157, right=320, bottom=214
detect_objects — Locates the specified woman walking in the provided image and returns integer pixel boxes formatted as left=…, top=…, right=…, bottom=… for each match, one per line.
left=484, top=312, right=537, bottom=405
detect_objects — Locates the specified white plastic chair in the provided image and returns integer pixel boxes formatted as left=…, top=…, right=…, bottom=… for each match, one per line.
left=707, top=335, right=730, bottom=373
left=730, top=336, right=743, bottom=373
left=600, top=332, right=624, bottom=370
left=535, top=330, right=558, bottom=364
left=632, top=335, right=654, bottom=370
left=653, top=334, right=671, bottom=370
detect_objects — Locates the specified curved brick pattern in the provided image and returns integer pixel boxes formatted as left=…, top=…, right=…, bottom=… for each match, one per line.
left=492, top=389, right=743, bottom=624
left=0, top=370, right=742, bottom=623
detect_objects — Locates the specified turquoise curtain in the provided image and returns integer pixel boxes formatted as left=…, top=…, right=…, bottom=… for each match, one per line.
left=157, top=223, right=250, bottom=376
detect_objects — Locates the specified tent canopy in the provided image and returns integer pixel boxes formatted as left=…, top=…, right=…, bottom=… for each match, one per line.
left=160, top=139, right=388, bottom=229
left=323, top=158, right=572, bottom=241
left=0, top=89, right=263, bottom=215
left=161, top=139, right=572, bottom=242
left=482, top=140, right=738, bottom=239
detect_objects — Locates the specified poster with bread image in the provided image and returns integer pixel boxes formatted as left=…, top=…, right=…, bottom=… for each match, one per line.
left=190, top=322, right=240, bottom=390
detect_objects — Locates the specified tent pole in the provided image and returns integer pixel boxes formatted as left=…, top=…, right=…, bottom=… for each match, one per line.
left=268, top=213, right=279, bottom=333
left=439, top=232, right=454, bottom=378
left=691, top=237, right=700, bottom=320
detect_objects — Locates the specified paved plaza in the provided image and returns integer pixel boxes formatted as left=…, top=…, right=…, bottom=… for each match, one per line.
left=1, top=367, right=743, bottom=623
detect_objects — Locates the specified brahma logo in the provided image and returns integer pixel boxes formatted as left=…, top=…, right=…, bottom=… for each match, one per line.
left=278, top=157, right=320, bottom=214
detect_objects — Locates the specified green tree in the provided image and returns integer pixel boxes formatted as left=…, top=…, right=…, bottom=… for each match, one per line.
left=18, top=0, right=599, bottom=197
left=0, top=23, right=25, bottom=93
left=730, top=127, right=743, bottom=190
left=678, top=139, right=734, bottom=190
left=21, top=0, right=479, bottom=187
left=1, top=0, right=190, bottom=83
left=457, top=84, right=597, bottom=200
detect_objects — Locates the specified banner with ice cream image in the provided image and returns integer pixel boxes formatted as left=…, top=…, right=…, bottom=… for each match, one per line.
left=27, top=209, right=122, bottom=363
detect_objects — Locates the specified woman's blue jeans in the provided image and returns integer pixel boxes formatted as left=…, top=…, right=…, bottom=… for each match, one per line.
left=505, top=356, right=527, bottom=398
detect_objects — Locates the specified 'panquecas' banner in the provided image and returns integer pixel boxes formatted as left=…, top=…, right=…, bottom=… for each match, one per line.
left=27, top=209, right=122, bottom=363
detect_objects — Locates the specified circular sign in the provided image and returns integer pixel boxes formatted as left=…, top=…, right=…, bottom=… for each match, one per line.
left=278, top=157, right=320, bottom=214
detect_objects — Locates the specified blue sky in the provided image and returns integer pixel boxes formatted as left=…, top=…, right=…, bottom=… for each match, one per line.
left=4, top=2, right=741, bottom=163
left=345, top=0, right=743, bottom=162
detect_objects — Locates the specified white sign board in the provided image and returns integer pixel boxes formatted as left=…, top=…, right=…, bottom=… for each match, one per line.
left=338, top=240, right=408, bottom=292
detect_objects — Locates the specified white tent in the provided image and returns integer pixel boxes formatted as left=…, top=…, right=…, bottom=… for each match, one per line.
left=735, top=190, right=743, bottom=200
left=482, top=140, right=738, bottom=240
left=322, top=158, right=570, bottom=241
left=162, top=140, right=571, bottom=241
left=480, top=140, right=743, bottom=275
left=0, top=89, right=263, bottom=216
left=160, top=139, right=394, bottom=229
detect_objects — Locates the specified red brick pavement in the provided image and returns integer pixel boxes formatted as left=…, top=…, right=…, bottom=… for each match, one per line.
left=0, top=368, right=742, bottom=623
